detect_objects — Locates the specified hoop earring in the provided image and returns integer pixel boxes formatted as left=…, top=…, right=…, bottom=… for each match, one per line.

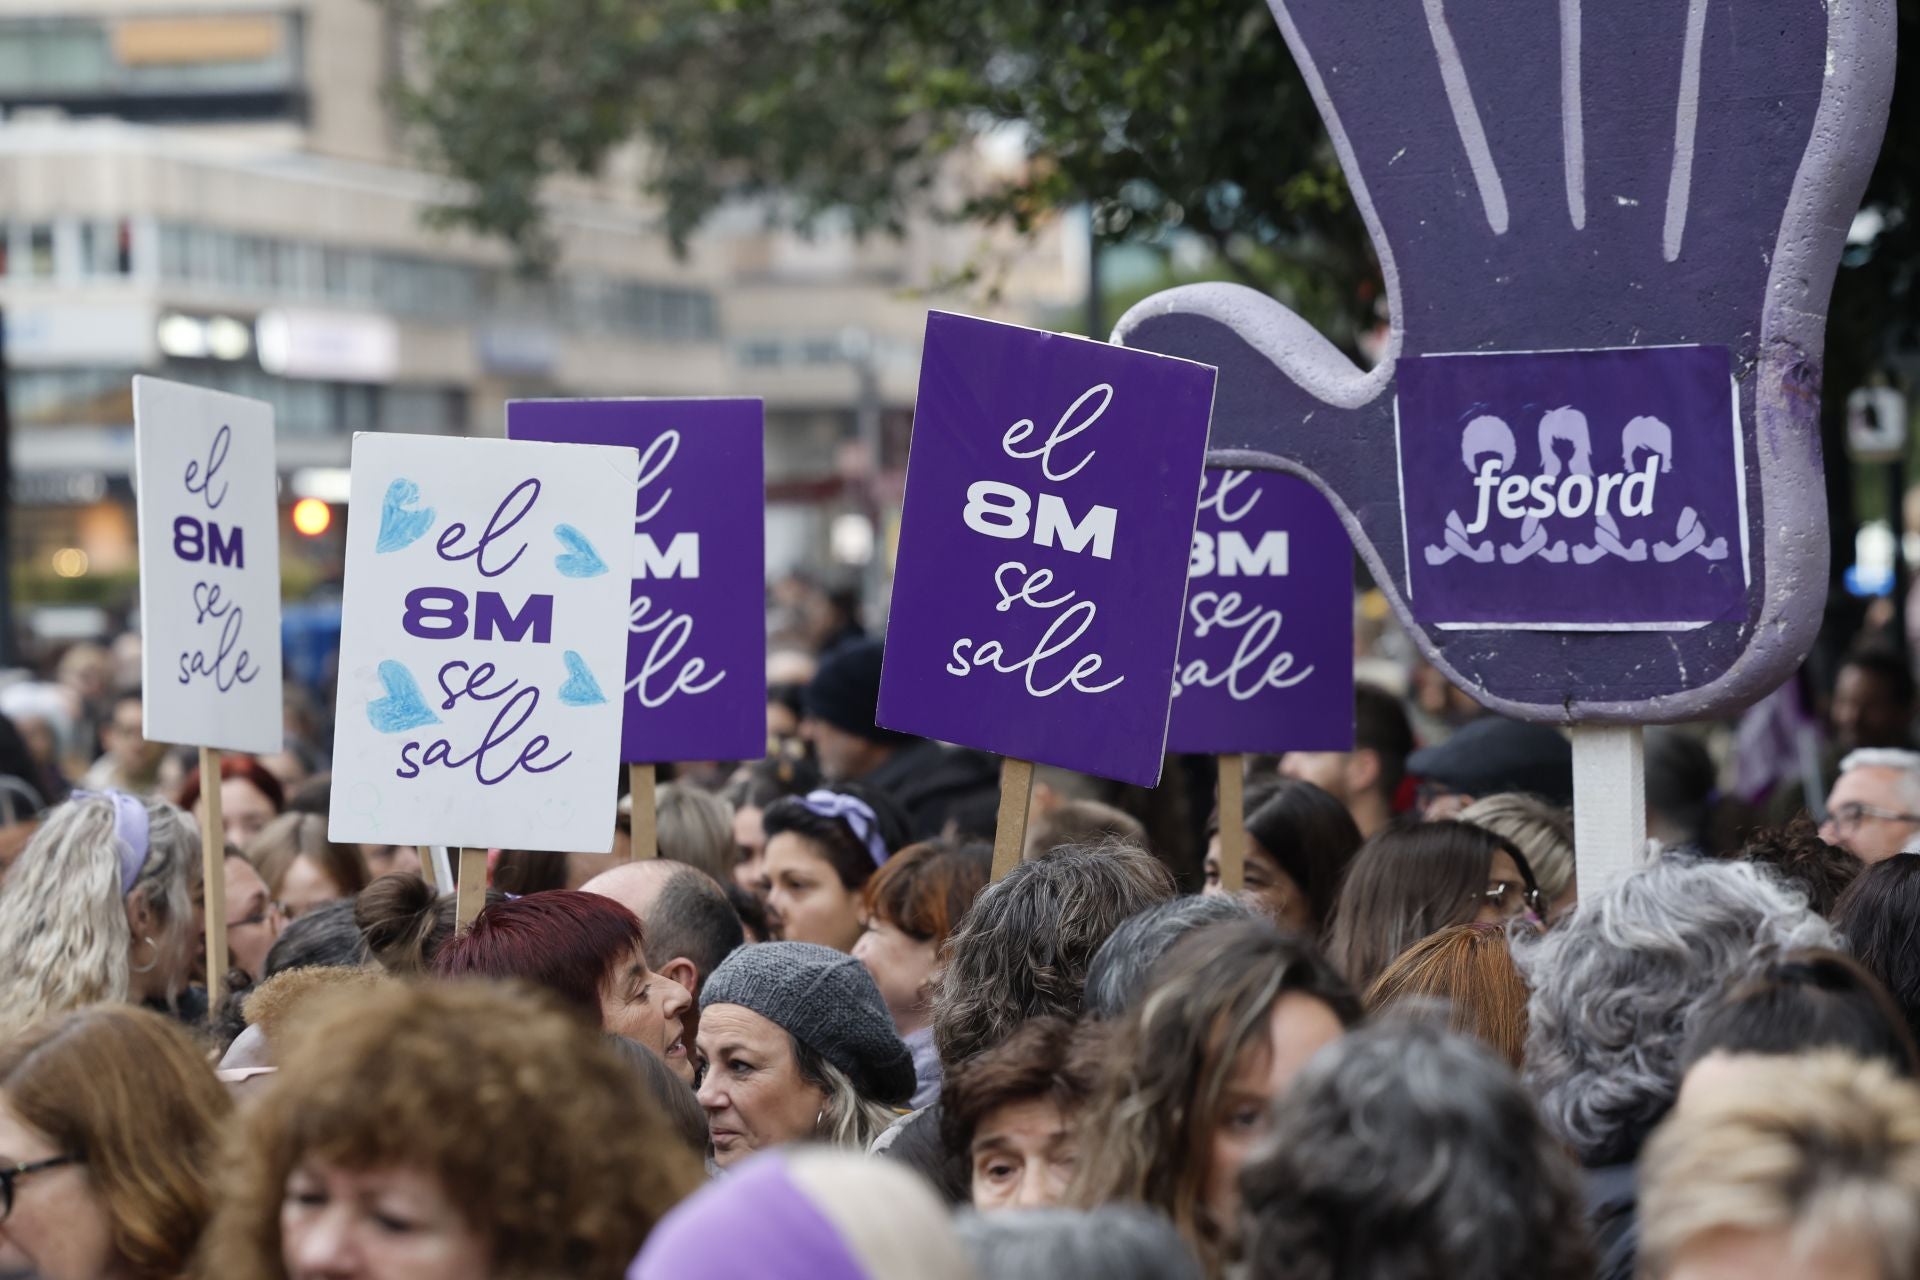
left=129, top=935, right=160, bottom=975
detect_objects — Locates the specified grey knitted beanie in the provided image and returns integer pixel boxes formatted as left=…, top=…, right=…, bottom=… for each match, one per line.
left=699, top=941, right=916, bottom=1107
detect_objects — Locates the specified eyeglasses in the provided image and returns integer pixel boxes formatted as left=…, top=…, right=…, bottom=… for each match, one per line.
left=2, top=1154, right=81, bottom=1219
left=1484, top=879, right=1545, bottom=919
left=1827, top=802, right=1920, bottom=834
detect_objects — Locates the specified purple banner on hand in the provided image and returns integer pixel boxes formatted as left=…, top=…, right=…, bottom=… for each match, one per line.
left=1168, top=470, right=1355, bottom=755
left=507, top=398, right=768, bottom=764
left=1396, top=345, right=1748, bottom=631
left=878, top=312, right=1215, bottom=787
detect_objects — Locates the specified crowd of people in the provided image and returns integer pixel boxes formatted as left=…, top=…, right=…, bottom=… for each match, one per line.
left=2, top=599, right=1920, bottom=1279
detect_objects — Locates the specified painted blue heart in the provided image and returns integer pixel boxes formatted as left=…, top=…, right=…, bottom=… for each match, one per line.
left=553, top=524, right=609, bottom=578
left=375, top=478, right=435, bottom=554
left=557, top=650, right=609, bottom=706
left=367, top=660, right=442, bottom=733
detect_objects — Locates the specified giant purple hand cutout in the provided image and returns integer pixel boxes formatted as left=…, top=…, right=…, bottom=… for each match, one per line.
left=1117, top=0, right=1896, bottom=723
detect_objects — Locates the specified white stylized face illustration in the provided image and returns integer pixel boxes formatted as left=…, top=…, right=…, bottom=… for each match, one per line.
left=1537, top=406, right=1593, bottom=478
left=1460, top=414, right=1516, bottom=476
left=1622, top=415, right=1676, bottom=474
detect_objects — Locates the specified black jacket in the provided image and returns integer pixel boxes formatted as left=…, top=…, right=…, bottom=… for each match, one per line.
left=864, top=740, right=1000, bottom=841
left=1585, top=1162, right=1638, bottom=1280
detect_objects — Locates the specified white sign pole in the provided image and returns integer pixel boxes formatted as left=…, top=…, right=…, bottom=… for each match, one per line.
left=133, top=376, right=285, bottom=1010
left=1572, top=725, right=1647, bottom=898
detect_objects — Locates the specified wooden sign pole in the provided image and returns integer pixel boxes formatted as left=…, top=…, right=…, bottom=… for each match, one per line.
left=1572, top=725, right=1647, bottom=898
left=990, top=757, right=1035, bottom=881
left=455, top=848, right=487, bottom=933
left=628, top=763, right=657, bottom=860
left=416, top=847, right=437, bottom=890
left=1217, top=752, right=1247, bottom=893
left=196, top=746, right=230, bottom=1007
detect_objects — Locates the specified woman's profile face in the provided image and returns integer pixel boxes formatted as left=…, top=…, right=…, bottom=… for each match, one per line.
left=852, top=918, right=938, bottom=1029
left=694, top=1004, right=826, bottom=1168
left=221, top=776, right=279, bottom=846
left=763, top=833, right=864, bottom=952
left=1201, top=992, right=1346, bottom=1236
left=598, top=943, right=693, bottom=1076
left=279, top=855, right=346, bottom=920
left=0, top=1095, right=116, bottom=1280
left=1474, top=849, right=1531, bottom=925
left=1202, top=836, right=1314, bottom=933
left=281, top=1159, right=491, bottom=1280
left=731, top=806, right=768, bottom=897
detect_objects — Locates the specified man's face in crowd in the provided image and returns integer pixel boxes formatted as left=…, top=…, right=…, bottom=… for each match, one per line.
left=1830, top=664, right=1912, bottom=754
left=1820, top=765, right=1920, bottom=863
left=802, top=718, right=883, bottom=783
left=1278, top=751, right=1351, bottom=802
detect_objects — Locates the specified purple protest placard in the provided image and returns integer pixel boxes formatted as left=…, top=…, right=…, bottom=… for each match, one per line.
left=1396, top=345, right=1747, bottom=631
left=1167, top=470, right=1355, bottom=755
left=878, top=311, right=1215, bottom=787
left=507, top=399, right=767, bottom=764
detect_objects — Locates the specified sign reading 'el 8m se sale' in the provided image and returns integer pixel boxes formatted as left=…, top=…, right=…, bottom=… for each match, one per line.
left=133, top=375, right=285, bottom=755
left=327, top=433, right=635, bottom=853
left=507, top=398, right=768, bottom=765
left=1167, top=469, right=1355, bottom=755
left=877, top=311, right=1215, bottom=788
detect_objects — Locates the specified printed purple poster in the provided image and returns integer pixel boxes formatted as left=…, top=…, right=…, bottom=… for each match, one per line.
left=1168, top=470, right=1355, bottom=755
left=878, top=311, right=1215, bottom=787
left=508, top=399, right=767, bottom=764
left=1396, top=345, right=1748, bottom=631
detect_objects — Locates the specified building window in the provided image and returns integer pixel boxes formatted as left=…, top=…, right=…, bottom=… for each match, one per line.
left=151, top=219, right=719, bottom=341
left=78, top=220, right=133, bottom=276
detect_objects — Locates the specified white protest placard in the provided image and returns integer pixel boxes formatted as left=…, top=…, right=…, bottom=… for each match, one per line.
left=133, top=376, right=285, bottom=754
left=327, top=433, right=636, bottom=853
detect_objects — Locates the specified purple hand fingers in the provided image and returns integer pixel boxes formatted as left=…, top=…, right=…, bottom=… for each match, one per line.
left=1117, top=0, right=1895, bottom=722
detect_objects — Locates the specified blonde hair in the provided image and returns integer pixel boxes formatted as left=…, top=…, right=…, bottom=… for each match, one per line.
left=1640, top=1052, right=1920, bottom=1279
left=0, top=1005, right=233, bottom=1278
left=803, top=1046, right=900, bottom=1151
left=1457, top=793, right=1575, bottom=901
left=654, top=783, right=733, bottom=883
left=0, top=794, right=200, bottom=1034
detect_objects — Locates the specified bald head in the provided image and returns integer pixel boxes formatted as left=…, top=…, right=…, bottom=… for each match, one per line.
left=583, top=859, right=682, bottom=920
left=582, top=860, right=744, bottom=997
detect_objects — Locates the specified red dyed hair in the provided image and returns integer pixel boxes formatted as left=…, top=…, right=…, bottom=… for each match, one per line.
left=176, top=755, right=286, bottom=817
left=433, top=890, right=645, bottom=1022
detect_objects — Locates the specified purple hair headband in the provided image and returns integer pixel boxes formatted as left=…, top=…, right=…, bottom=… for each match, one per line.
left=797, top=790, right=889, bottom=868
left=72, top=789, right=151, bottom=896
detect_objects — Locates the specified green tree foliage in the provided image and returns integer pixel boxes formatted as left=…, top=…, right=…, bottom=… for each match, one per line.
left=397, top=0, right=1911, bottom=371
left=392, top=0, right=1378, bottom=344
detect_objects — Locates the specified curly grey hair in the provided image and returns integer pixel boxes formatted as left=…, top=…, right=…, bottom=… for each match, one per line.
left=1238, top=1016, right=1594, bottom=1280
left=1082, top=893, right=1258, bottom=1020
left=933, top=841, right=1173, bottom=1070
left=955, top=1206, right=1203, bottom=1280
left=1514, top=856, right=1837, bottom=1167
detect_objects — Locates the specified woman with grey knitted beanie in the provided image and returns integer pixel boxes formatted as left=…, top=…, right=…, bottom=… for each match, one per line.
left=695, top=941, right=916, bottom=1168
